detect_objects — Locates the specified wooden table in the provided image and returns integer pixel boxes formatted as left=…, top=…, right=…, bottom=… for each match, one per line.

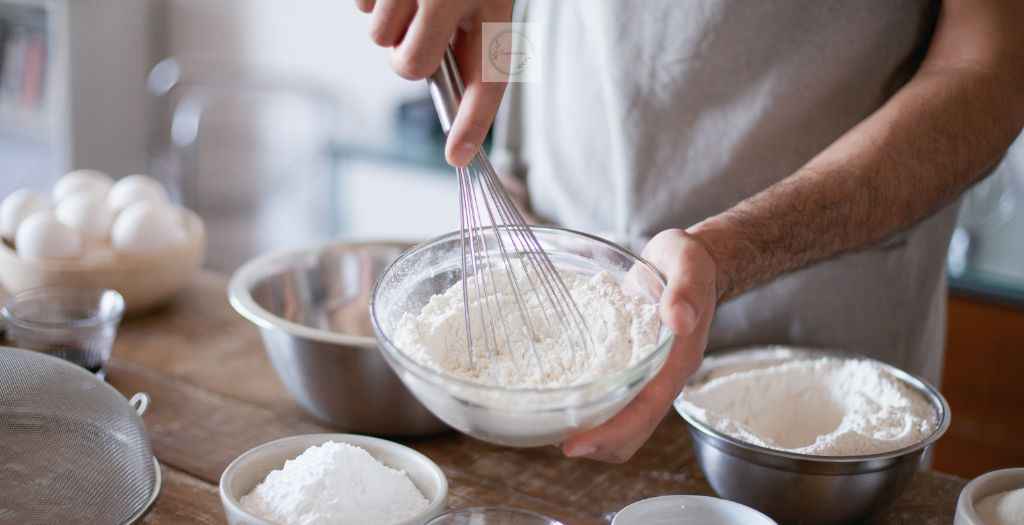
left=103, top=271, right=966, bottom=524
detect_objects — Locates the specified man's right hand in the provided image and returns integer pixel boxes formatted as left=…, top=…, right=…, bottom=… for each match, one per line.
left=356, top=0, right=514, bottom=167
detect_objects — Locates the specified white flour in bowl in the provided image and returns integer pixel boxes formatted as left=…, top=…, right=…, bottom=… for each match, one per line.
left=977, top=487, right=1024, bottom=525
left=394, top=270, right=660, bottom=388
left=240, top=441, right=428, bottom=525
left=678, top=358, right=937, bottom=456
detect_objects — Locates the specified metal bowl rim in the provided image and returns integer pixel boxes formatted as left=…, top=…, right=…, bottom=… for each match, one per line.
left=675, top=346, right=952, bottom=469
left=369, top=225, right=675, bottom=396
left=228, top=239, right=416, bottom=348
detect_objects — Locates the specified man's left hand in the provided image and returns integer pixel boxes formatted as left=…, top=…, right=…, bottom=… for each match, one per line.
left=561, top=229, right=719, bottom=463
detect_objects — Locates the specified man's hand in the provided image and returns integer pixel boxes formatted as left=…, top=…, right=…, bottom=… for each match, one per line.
left=356, top=0, right=514, bottom=167
left=561, top=229, right=719, bottom=463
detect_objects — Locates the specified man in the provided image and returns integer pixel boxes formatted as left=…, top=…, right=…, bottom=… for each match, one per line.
left=356, top=0, right=1024, bottom=462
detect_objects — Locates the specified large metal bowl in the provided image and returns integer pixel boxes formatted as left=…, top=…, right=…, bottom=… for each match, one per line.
left=228, top=241, right=447, bottom=436
left=674, top=346, right=951, bottom=525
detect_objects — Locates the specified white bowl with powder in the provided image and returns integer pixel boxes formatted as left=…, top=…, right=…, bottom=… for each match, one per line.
left=955, top=468, right=1024, bottom=525
left=673, top=346, right=951, bottom=525
left=220, top=433, right=448, bottom=525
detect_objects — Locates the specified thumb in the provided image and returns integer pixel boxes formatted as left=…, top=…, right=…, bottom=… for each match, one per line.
left=644, top=232, right=717, bottom=337
left=662, top=281, right=700, bottom=337
left=445, top=24, right=507, bottom=166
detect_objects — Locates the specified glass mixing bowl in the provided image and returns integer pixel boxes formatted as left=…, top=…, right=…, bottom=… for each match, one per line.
left=370, top=226, right=674, bottom=447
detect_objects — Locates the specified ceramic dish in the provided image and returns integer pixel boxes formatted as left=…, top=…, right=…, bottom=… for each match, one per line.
left=955, top=467, right=1024, bottom=525
left=612, top=495, right=776, bottom=525
left=219, top=433, right=448, bottom=525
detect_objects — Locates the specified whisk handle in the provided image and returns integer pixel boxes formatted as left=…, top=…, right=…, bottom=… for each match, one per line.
left=427, top=46, right=465, bottom=134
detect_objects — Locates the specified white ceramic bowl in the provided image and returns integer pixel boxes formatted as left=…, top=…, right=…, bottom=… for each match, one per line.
left=612, top=495, right=777, bottom=525
left=219, top=433, right=448, bottom=525
left=955, top=468, right=1024, bottom=525
left=0, top=208, right=204, bottom=315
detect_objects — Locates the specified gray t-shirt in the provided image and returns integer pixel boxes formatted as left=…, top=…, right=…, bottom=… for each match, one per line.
left=499, top=0, right=954, bottom=383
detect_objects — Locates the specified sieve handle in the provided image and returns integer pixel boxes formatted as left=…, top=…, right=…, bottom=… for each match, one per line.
left=129, top=392, right=150, bottom=416
left=427, top=46, right=465, bottom=135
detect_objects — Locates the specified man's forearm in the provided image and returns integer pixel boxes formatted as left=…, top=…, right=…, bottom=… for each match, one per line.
left=689, top=2, right=1024, bottom=301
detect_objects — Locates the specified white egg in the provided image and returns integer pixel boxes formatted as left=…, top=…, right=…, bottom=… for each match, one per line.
left=1, top=189, right=49, bottom=239
left=53, top=170, right=114, bottom=202
left=55, top=193, right=116, bottom=240
left=111, top=202, right=187, bottom=254
left=107, top=175, right=169, bottom=213
left=15, top=212, right=84, bottom=259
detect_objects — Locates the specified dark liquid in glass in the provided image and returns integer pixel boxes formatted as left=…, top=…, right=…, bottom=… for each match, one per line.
left=41, top=346, right=106, bottom=377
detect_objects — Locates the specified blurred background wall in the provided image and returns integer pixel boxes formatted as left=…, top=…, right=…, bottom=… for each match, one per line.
left=0, top=0, right=459, bottom=269
left=162, top=0, right=418, bottom=146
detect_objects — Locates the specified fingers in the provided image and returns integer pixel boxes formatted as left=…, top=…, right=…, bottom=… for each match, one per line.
left=361, top=0, right=513, bottom=166
left=445, top=22, right=508, bottom=166
left=391, top=2, right=468, bottom=80
left=561, top=230, right=719, bottom=463
left=562, top=333, right=706, bottom=462
left=369, top=0, right=416, bottom=47
left=354, top=0, right=375, bottom=14
left=562, top=384, right=668, bottom=463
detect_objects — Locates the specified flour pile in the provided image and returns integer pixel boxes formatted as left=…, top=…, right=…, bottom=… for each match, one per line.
left=394, top=270, right=661, bottom=388
left=240, top=441, right=428, bottom=525
left=679, top=358, right=937, bottom=456
left=977, top=487, right=1024, bottom=525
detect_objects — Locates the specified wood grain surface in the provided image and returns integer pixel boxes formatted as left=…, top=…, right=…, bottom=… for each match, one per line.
left=97, top=272, right=965, bottom=525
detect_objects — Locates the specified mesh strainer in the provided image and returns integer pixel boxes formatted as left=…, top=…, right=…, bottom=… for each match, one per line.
left=0, top=346, right=160, bottom=524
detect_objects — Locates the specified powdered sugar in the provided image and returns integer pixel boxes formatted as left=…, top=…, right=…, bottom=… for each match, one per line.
left=678, top=358, right=937, bottom=456
left=239, top=441, right=428, bottom=525
left=394, top=270, right=660, bottom=388
left=976, top=487, right=1024, bottom=525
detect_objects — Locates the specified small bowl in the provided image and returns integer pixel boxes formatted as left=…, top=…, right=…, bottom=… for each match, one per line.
left=219, top=433, right=448, bottom=525
left=1, top=287, right=124, bottom=377
left=228, top=241, right=447, bottom=436
left=955, top=468, right=1024, bottom=525
left=674, top=346, right=951, bottom=525
left=612, top=495, right=777, bottom=525
left=427, top=507, right=563, bottom=524
left=0, top=208, right=204, bottom=315
left=370, top=226, right=674, bottom=447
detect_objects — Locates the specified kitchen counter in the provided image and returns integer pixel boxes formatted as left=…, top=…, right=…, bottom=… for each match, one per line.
left=108, top=271, right=966, bottom=524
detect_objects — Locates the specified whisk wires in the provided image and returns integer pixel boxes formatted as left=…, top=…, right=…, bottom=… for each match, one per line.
left=456, top=151, right=593, bottom=374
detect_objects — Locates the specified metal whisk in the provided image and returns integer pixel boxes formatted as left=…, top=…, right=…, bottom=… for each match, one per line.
left=427, top=48, right=592, bottom=369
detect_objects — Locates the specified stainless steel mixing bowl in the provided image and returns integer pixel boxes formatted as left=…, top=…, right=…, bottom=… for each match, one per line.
left=674, top=346, right=951, bottom=525
left=228, top=241, right=447, bottom=436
